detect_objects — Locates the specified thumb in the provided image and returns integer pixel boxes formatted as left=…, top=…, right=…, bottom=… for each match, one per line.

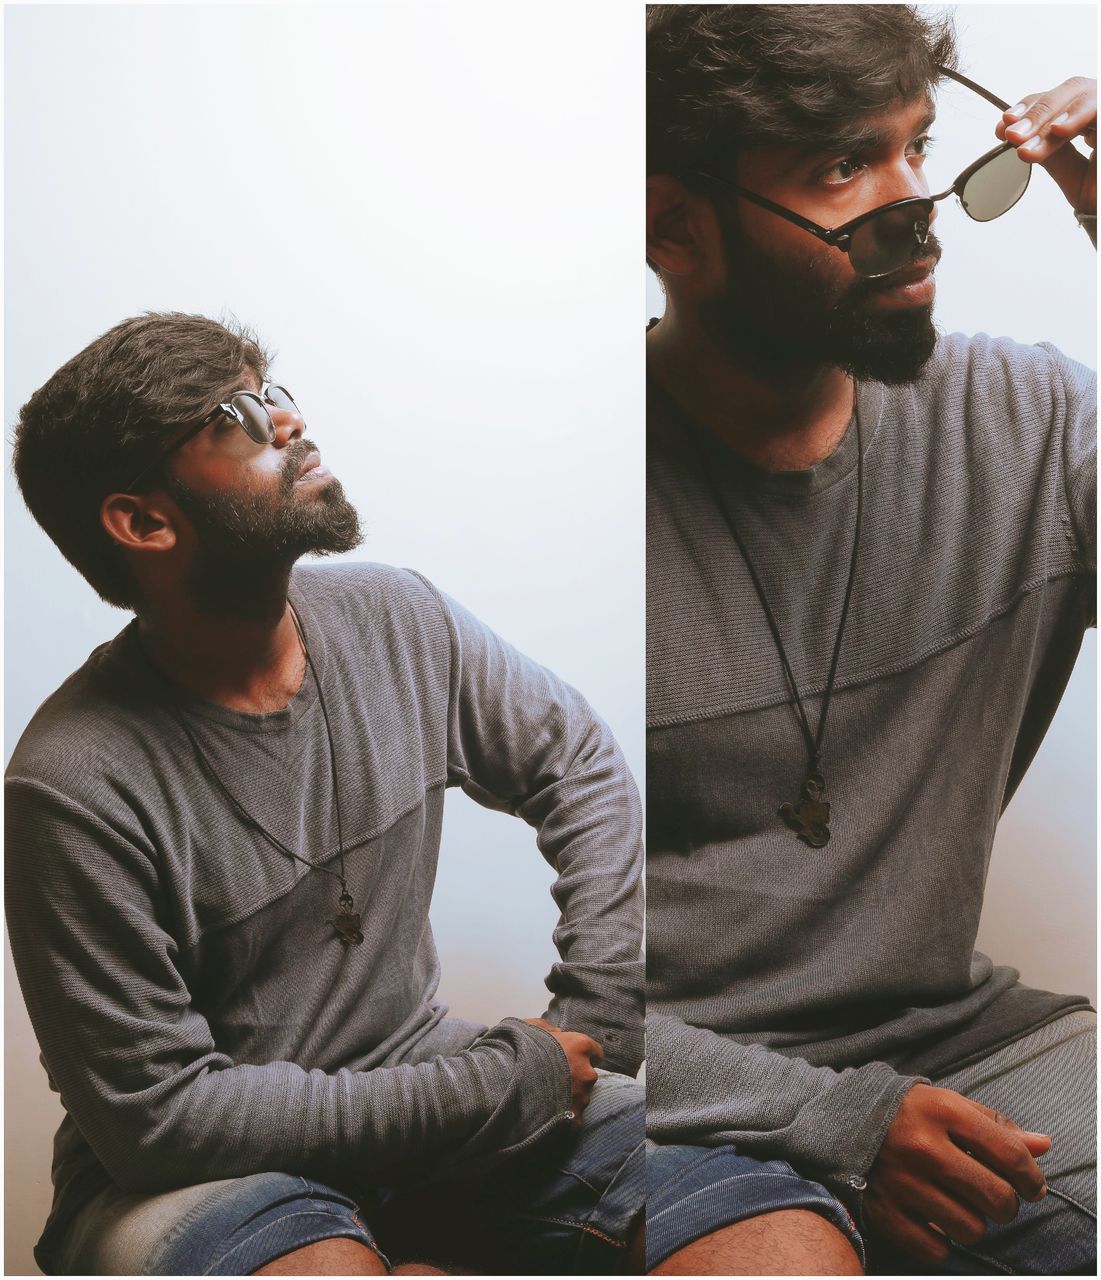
left=1040, top=142, right=1092, bottom=212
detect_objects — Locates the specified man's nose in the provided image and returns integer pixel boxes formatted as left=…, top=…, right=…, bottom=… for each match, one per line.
left=270, top=406, right=305, bottom=446
left=883, top=161, right=938, bottom=229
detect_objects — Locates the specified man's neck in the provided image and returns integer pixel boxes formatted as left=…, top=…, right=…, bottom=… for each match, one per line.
left=137, top=576, right=306, bottom=714
left=648, top=310, right=855, bottom=470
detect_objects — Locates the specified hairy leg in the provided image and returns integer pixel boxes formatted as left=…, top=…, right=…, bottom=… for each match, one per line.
left=650, top=1208, right=863, bottom=1276
left=253, top=1237, right=388, bottom=1275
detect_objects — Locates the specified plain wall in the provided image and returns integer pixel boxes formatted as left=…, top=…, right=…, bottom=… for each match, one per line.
left=4, top=4, right=643, bottom=1273
left=647, top=2, right=1098, bottom=1005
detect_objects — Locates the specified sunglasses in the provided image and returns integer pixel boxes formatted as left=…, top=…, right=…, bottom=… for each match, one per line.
left=124, top=382, right=303, bottom=493
left=689, top=66, right=1031, bottom=279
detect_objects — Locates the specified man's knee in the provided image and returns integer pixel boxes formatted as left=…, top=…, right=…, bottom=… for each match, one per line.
left=252, top=1236, right=388, bottom=1275
left=650, top=1208, right=863, bottom=1276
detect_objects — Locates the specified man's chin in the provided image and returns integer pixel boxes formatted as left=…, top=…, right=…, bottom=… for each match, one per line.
left=835, top=302, right=938, bottom=386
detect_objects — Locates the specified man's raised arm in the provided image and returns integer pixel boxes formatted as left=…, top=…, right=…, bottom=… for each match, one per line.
left=418, top=576, right=645, bottom=1076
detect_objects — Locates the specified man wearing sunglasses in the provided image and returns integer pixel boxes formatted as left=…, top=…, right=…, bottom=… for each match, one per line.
left=645, top=5, right=1095, bottom=1276
left=6, top=312, right=645, bottom=1275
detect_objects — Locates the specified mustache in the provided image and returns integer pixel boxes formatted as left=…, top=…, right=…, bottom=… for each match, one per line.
left=856, top=232, right=944, bottom=298
left=279, top=438, right=322, bottom=493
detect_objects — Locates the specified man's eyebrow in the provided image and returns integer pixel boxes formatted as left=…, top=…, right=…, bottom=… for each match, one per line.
left=794, top=107, right=937, bottom=165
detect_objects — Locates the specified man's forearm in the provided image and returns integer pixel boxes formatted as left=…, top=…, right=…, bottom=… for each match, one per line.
left=647, top=1013, right=925, bottom=1202
left=51, top=1017, right=574, bottom=1195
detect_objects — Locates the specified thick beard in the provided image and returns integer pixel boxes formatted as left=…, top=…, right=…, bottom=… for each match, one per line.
left=700, top=211, right=941, bottom=387
left=166, top=438, right=364, bottom=620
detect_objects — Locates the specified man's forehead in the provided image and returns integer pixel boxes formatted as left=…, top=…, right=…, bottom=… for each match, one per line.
left=792, top=94, right=937, bottom=162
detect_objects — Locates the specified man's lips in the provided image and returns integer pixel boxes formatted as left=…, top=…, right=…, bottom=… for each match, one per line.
left=297, top=450, right=322, bottom=479
left=873, top=258, right=938, bottom=289
left=865, top=257, right=937, bottom=307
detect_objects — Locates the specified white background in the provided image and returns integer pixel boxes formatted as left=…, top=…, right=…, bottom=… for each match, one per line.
left=5, top=4, right=642, bottom=1273
left=647, top=3, right=1098, bottom=1011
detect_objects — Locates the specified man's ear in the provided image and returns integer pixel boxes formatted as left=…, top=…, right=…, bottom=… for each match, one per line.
left=647, top=175, right=714, bottom=277
left=100, top=491, right=178, bottom=554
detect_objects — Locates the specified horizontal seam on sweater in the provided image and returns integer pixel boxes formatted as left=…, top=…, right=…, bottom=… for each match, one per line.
left=647, top=565, right=1090, bottom=730
left=179, top=778, right=451, bottom=947
left=6, top=773, right=450, bottom=949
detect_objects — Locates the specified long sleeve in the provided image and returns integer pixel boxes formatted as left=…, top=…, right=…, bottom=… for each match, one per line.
left=646, top=1014, right=925, bottom=1203
left=1044, top=340, right=1097, bottom=584
left=417, top=577, right=645, bottom=1076
left=5, top=776, right=574, bottom=1195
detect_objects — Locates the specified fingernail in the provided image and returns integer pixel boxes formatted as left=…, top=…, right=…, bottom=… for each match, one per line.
left=1007, top=102, right=1027, bottom=118
left=1008, top=118, right=1035, bottom=138
left=1053, top=112, right=1070, bottom=128
left=1022, top=135, right=1045, bottom=152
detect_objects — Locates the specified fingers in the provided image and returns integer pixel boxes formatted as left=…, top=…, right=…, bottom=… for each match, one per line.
left=997, top=77, right=1097, bottom=164
left=570, top=1058, right=599, bottom=1126
left=584, top=1034, right=606, bottom=1067
left=947, top=1104, right=1049, bottom=1201
left=869, top=1198, right=953, bottom=1268
left=873, top=1166, right=988, bottom=1248
left=916, top=1184, right=988, bottom=1248
left=936, top=1147, right=1022, bottom=1225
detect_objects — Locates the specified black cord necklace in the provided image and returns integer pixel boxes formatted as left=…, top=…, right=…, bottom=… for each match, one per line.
left=147, top=607, right=364, bottom=945
left=688, top=395, right=864, bottom=849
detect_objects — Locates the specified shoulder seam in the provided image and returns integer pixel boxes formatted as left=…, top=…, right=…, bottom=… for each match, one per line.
left=647, top=567, right=1091, bottom=730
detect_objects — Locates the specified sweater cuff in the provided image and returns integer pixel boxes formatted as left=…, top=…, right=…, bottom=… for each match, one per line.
left=818, top=1066, right=927, bottom=1210
left=543, top=961, right=646, bottom=1076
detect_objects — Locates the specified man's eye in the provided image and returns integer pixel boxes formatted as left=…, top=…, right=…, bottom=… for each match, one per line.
left=822, top=156, right=867, bottom=185
left=909, top=133, right=935, bottom=160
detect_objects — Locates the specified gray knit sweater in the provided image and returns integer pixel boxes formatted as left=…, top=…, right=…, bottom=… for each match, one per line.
left=6, top=563, right=644, bottom=1271
left=646, top=333, right=1095, bottom=1203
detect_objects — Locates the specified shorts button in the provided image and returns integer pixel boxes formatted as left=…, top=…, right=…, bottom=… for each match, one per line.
left=847, top=1174, right=867, bottom=1191
left=563, top=1109, right=576, bottom=1121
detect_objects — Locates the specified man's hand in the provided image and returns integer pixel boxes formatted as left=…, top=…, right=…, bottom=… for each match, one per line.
left=523, top=1018, right=603, bottom=1127
left=994, top=76, right=1097, bottom=216
left=864, top=1083, right=1051, bottom=1266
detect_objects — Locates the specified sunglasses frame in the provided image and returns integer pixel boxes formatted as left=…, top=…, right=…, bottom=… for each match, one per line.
left=123, top=382, right=299, bottom=493
left=685, top=65, right=1030, bottom=279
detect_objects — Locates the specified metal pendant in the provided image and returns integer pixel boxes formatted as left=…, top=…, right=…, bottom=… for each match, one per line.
left=779, top=771, right=832, bottom=848
left=331, top=891, right=364, bottom=946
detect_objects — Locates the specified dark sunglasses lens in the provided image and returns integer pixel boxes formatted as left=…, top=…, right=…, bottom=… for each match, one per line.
left=265, top=384, right=300, bottom=417
left=849, top=205, right=930, bottom=277
left=232, top=393, right=276, bottom=443
left=959, top=147, right=1031, bottom=222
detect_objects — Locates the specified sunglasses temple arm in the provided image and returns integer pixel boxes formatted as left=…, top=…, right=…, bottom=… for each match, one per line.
left=936, top=64, right=1011, bottom=114
left=717, top=181, right=835, bottom=240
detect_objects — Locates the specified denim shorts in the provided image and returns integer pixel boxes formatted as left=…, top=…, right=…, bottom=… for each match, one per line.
left=644, top=1138, right=863, bottom=1271
left=49, top=1070, right=644, bottom=1276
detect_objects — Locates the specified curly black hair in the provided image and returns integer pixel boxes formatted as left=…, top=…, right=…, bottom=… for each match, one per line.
left=648, top=4, right=958, bottom=179
left=13, top=312, right=271, bottom=609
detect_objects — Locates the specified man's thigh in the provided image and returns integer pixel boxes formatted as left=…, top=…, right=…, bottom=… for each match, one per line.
left=644, top=1136, right=865, bottom=1272
left=52, top=1172, right=385, bottom=1276
left=368, top=1070, right=645, bottom=1275
left=868, top=1010, right=1096, bottom=1277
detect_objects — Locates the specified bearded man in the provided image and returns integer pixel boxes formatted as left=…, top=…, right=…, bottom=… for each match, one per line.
left=6, top=312, right=644, bottom=1276
left=644, top=5, right=1096, bottom=1275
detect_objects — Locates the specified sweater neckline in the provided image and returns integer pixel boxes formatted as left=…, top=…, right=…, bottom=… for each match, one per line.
left=648, top=375, right=885, bottom=498
left=116, top=584, right=326, bottom=732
